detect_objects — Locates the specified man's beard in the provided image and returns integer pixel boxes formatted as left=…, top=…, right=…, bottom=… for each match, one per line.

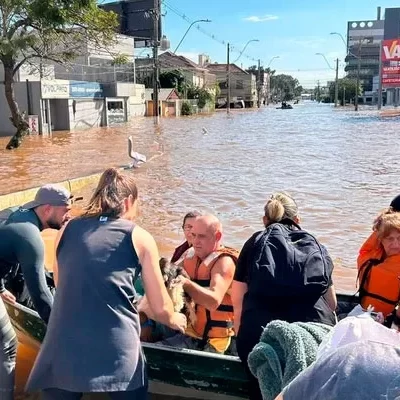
left=47, top=218, right=63, bottom=230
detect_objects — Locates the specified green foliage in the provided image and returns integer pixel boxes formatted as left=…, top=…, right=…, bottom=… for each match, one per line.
left=326, top=78, right=362, bottom=105
left=159, top=70, right=185, bottom=93
left=181, top=101, right=194, bottom=116
left=270, top=74, right=302, bottom=101
left=111, top=54, right=130, bottom=66
left=186, top=85, right=214, bottom=109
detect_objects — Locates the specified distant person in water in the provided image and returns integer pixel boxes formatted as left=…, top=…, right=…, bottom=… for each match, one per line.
left=26, top=167, right=187, bottom=400
left=171, top=211, right=201, bottom=264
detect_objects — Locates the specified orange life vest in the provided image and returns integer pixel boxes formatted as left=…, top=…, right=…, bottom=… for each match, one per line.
left=183, top=247, right=238, bottom=340
left=359, top=254, right=400, bottom=316
left=357, top=231, right=384, bottom=270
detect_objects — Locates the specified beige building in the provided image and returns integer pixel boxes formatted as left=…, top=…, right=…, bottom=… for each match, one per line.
left=205, top=63, right=257, bottom=107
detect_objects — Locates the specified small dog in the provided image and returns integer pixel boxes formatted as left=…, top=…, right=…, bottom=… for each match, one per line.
left=139, top=258, right=196, bottom=342
left=159, top=257, right=196, bottom=326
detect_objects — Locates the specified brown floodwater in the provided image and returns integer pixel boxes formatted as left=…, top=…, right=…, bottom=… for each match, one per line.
left=2, top=103, right=400, bottom=396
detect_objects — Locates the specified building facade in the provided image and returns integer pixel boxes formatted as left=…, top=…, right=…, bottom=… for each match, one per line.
left=345, top=16, right=384, bottom=94
left=206, top=63, right=257, bottom=107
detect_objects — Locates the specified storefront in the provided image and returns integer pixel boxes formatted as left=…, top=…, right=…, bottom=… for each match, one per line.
left=41, top=80, right=106, bottom=133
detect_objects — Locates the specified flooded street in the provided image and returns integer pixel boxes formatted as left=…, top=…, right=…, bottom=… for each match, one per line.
left=3, top=102, right=400, bottom=397
left=2, top=103, right=399, bottom=275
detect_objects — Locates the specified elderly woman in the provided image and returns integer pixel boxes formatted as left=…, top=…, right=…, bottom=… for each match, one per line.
left=232, top=192, right=337, bottom=400
left=26, top=168, right=187, bottom=400
left=358, top=210, right=400, bottom=318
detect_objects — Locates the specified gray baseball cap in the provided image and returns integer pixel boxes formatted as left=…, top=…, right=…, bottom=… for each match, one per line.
left=22, top=184, right=73, bottom=209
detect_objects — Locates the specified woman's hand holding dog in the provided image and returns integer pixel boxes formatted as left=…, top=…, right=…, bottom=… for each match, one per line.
left=169, top=312, right=187, bottom=333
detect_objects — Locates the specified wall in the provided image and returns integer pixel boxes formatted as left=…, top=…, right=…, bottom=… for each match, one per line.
left=68, top=98, right=104, bottom=130
left=114, top=83, right=146, bottom=118
left=0, top=81, right=42, bottom=137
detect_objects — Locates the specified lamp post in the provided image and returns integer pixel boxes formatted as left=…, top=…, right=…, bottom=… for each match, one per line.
left=315, top=52, right=339, bottom=107
left=232, top=39, right=259, bottom=63
left=265, top=56, right=279, bottom=104
left=267, top=55, right=280, bottom=67
left=227, top=39, right=259, bottom=113
left=173, top=19, right=211, bottom=54
left=330, top=31, right=366, bottom=111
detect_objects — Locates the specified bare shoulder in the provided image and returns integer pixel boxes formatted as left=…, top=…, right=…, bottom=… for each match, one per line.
left=131, top=225, right=157, bottom=252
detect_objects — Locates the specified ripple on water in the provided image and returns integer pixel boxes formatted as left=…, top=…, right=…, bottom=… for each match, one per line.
left=1, top=105, right=399, bottom=279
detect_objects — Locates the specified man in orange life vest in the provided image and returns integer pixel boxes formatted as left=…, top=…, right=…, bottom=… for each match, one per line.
left=162, top=215, right=237, bottom=353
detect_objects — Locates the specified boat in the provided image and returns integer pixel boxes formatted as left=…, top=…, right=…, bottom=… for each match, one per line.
left=276, top=104, right=293, bottom=110
left=5, top=293, right=357, bottom=399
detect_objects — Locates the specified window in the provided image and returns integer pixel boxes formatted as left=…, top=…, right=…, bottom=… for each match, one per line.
left=236, top=80, right=244, bottom=89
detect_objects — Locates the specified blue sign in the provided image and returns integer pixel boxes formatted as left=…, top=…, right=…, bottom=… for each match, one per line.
left=69, top=81, right=104, bottom=98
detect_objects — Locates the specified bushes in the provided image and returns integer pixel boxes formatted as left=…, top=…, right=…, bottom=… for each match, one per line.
left=181, top=101, right=194, bottom=116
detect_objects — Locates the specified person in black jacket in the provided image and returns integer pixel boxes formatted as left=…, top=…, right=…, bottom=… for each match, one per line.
left=232, top=192, right=337, bottom=400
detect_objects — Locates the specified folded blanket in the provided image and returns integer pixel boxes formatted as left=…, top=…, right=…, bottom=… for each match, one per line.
left=247, top=320, right=333, bottom=400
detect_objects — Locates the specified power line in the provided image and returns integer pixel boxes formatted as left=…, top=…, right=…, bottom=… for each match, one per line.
left=162, top=0, right=258, bottom=63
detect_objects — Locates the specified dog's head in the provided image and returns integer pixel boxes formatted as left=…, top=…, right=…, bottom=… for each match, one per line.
left=159, top=257, right=189, bottom=288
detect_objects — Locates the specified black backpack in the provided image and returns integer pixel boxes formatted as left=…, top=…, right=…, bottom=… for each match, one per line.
left=248, top=219, right=333, bottom=298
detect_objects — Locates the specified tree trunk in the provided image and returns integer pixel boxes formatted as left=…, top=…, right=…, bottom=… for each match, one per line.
left=4, top=63, right=29, bottom=150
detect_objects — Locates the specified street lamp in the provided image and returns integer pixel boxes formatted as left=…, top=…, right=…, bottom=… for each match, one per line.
left=316, top=53, right=339, bottom=107
left=330, top=32, right=347, bottom=47
left=173, top=19, right=211, bottom=54
left=232, top=39, right=260, bottom=63
left=330, top=31, right=365, bottom=111
left=264, top=56, right=279, bottom=105
left=267, top=55, right=280, bottom=67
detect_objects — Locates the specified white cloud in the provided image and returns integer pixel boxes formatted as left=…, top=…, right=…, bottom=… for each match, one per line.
left=243, top=15, right=278, bottom=23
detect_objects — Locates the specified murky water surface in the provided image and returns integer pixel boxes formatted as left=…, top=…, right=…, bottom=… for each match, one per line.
left=2, top=103, right=400, bottom=396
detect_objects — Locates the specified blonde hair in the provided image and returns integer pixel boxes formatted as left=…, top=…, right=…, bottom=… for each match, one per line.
left=264, top=192, right=298, bottom=225
left=373, top=208, right=400, bottom=241
left=82, top=168, right=138, bottom=218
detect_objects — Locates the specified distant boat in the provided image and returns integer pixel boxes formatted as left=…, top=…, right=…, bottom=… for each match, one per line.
left=276, top=104, right=293, bottom=110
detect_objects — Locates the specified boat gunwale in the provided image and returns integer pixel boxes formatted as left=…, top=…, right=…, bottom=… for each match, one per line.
left=7, top=300, right=242, bottom=362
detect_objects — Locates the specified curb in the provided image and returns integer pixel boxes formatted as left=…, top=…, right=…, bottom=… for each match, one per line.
left=0, top=172, right=104, bottom=210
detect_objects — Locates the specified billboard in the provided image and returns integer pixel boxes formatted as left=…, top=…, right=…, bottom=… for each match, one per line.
left=99, top=0, right=161, bottom=48
left=382, top=39, right=400, bottom=61
left=381, top=39, right=400, bottom=88
left=69, top=81, right=104, bottom=98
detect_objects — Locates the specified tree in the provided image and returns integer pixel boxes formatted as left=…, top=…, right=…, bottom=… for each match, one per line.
left=0, top=0, right=118, bottom=149
left=159, top=70, right=185, bottom=93
left=186, top=85, right=214, bottom=109
left=327, top=78, right=362, bottom=106
left=270, top=74, right=302, bottom=101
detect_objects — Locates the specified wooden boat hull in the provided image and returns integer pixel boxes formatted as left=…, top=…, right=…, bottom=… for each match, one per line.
left=6, top=302, right=248, bottom=399
left=6, top=293, right=357, bottom=399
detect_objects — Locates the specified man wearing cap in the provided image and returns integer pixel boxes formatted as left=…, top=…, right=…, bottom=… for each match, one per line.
left=0, top=184, right=72, bottom=400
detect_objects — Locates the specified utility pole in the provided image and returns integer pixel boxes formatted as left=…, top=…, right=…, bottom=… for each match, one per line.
left=152, top=0, right=160, bottom=119
left=334, top=58, right=339, bottom=107
left=227, top=43, right=230, bottom=114
left=355, top=38, right=362, bottom=112
left=378, top=40, right=383, bottom=110
left=257, top=58, right=261, bottom=108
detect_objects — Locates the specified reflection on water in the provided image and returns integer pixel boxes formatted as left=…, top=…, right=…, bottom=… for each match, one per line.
left=2, top=105, right=399, bottom=285
left=6, top=104, right=400, bottom=397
